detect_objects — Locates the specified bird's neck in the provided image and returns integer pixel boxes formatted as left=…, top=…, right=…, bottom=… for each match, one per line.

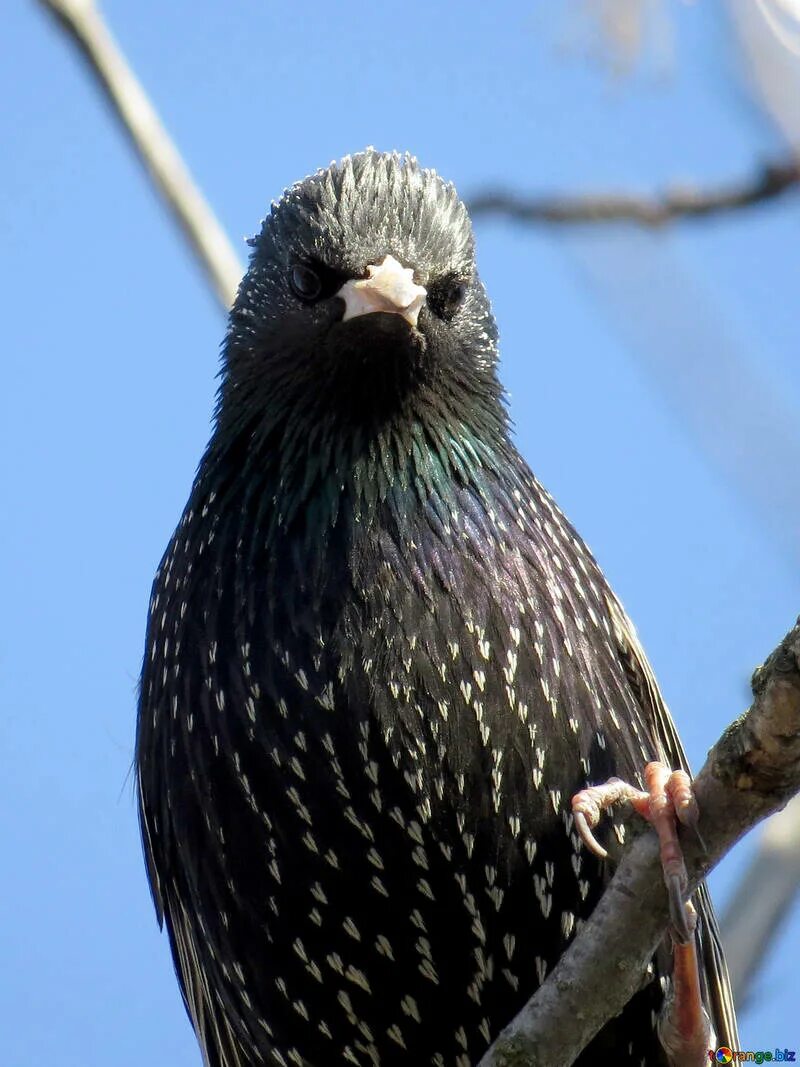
left=203, top=396, right=514, bottom=553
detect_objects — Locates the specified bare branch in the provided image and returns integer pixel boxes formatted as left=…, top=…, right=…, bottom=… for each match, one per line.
left=480, top=618, right=800, bottom=1067
left=467, top=157, right=800, bottom=227
left=37, top=0, right=243, bottom=310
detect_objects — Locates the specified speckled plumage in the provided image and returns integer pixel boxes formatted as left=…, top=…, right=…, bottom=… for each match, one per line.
left=136, top=150, right=737, bottom=1067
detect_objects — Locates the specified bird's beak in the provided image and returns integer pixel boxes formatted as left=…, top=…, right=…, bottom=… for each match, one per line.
left=336, top=255, right=427, bottom=329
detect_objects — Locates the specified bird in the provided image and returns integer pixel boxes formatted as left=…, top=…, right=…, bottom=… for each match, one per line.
left=136, top=149, right=737, bottom=1067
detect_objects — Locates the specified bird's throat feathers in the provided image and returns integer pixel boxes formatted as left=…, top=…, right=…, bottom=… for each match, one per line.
left=204, top=387, right=514, bottom=570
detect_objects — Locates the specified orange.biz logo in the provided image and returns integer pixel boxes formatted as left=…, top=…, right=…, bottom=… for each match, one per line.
left=710, top=1051, right=796, bottom=1064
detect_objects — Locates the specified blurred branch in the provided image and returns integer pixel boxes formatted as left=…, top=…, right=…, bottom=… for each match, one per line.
left=481, top=618, right=800, bottom=1067
left=728, top=0, right=800, bottom=147
left=721, top=792, right=800, bottom=1007
left=37, top=0, right=243, bottom=310
left=562, top=227, right=800, bottom=572
left=468, top=157, right=800, bottom=226
left=562, top=0, right=677, bottom=77
left=715, top=1, right=800, bottom=999
left=752, top=0, right=800, bottom=60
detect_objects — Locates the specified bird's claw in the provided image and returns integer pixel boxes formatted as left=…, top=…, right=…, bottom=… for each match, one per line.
left=571, top=776, right=643, bottom=860
left=572, top=762, right=699, bottom=944
left=660, top=764, right=698, bottom=829
left=572, top=808, right=608, bottom=860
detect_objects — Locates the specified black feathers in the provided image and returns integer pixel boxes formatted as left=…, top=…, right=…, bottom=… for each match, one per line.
left=136, top=149, right=736, bottom=1067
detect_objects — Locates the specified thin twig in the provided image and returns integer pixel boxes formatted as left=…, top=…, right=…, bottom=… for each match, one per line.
left=467, top=157, right=800, bottom=227
left=37, top=0, right=243, bottom=309
left=480, top=617, right=800, bottom=1067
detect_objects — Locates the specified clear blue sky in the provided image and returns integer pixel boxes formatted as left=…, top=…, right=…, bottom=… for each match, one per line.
left=3, top=2, right=799, bottom=1064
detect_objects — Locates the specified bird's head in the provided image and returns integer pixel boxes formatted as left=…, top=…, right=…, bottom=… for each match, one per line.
left=222, top=150, right=505, bottom=437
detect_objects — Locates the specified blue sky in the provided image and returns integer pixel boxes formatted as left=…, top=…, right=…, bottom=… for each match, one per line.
left=3, top=2, right=799, bottom=1063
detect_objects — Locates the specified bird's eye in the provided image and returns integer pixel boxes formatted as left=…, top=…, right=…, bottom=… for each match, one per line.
left=289, top=263, right=323, bottom=302
left=428, top=275, right=467, bottom=322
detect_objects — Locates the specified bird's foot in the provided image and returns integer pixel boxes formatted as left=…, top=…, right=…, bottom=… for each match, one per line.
left=572, top=762, right=710, bottom=1067
left=571, top=762, right=698, bottom=941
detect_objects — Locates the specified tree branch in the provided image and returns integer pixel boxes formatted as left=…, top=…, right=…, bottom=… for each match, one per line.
left=37, top=0, right=243, bottom=309
left=480, top=617, right=800, bottom=1067
left=467, top=157, right=800, bottom=227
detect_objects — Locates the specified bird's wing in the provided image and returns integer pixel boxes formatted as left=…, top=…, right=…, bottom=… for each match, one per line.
left=604, top=593, right=739, bottom=1051
left=165, top=896, right=249, bottom=1067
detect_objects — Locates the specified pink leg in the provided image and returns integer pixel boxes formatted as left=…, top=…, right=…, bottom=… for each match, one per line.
left=658, top=915, right=711, bottom=1066
left=571, top=761, right=710, bottom=1066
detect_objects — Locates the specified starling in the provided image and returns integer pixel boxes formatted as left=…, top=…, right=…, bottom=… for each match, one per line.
left=136, top=149, right=737, bottom=1067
